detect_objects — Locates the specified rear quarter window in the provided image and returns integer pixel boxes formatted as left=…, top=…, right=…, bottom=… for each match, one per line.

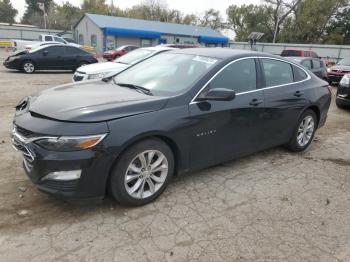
left=293, top=65, right=308, bottom=82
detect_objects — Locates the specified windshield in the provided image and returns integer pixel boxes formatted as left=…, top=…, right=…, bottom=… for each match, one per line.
left=115, top=49, right=154, bottom=65
left=114, top=53, right=219, bottom=96
left=337, top=57, right=350, bottom=66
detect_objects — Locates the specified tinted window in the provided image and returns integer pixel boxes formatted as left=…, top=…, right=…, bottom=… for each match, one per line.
left=301, top=59, right=312, bottom=69
left=262, top=59, right=294, bottom=86
left=209, top=59, right=256, bottom=93
left=304, top=51, right=311, bottom=57
left=312, top=59, right=322, bottom=69
left=45, top=36, right=53, bottom=41
left=311, top=52, right=318, bottom=58
left=293, top=66, right=308, bottom=82
left=65, top=46, right=79, bottom=55
left=43, top=46, right=64, bottom=56
left=281, top=50, right=302, bottom=57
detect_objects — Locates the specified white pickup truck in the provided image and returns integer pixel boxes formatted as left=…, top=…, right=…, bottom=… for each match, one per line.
left=14, top=34, right=80, bottom=51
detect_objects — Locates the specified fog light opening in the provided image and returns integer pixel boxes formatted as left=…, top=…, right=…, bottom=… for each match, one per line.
left=42, top=170, right=82, bottom=181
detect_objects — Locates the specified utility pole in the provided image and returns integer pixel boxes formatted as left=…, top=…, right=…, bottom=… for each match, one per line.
left=38, top=2, right=48, bottom=29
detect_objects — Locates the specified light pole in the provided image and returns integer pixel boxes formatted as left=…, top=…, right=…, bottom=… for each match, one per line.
left=37, top=2, right=48, bottom=29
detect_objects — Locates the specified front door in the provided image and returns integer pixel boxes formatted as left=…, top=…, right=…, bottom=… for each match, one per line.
left=188, top=58, right=265, bottom=170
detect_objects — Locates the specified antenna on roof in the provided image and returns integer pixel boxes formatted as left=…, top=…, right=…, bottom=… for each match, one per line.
left=248, top=32, right=264, bottom=50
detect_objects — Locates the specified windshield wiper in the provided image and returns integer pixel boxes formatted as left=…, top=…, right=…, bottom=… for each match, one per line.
left=115, top=82, right=153, bottom=96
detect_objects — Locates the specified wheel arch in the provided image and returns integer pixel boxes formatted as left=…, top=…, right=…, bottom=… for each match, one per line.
left=105, top=133, right=182, bottom=195
left=305, top=105, right=320, bottom=127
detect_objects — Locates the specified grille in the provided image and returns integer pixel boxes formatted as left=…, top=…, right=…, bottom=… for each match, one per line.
left=41, top=179, right=79, bottom=192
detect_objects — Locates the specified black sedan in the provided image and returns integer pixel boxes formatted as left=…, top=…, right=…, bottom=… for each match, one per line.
left=3, top=44, right=97, bottom=73
left=286, top=56, right=328, bottom=80
left=336, top=74, right=350, bottom=108
left=12, top=49, right=331, bottom=206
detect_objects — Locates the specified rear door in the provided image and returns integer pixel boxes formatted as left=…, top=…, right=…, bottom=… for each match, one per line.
left=189, top=58, right=266, bottom=169
left=260, top=58, right=310, bottom=147
left=63, top=46, right=79, bottom=69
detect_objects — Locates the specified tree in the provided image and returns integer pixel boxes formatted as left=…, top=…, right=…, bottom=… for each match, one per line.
left=81, top=0, right=109, bottom=15
left=291, top=0, right=349, bottom=43
left=48, top=2, right=82, bottom=30
left=0, top=0, right=18, bottom=24
left=226, top=4, right=274, bottom=41
left=264, top=0, right=301, bottom=43
left=21, top=0, right=53, bottom=27
left=199, top=9, right=223, bottom=30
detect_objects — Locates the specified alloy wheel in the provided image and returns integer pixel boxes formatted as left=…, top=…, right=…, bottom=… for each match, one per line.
left=297, top=115, right=315, bottom=147
left=124, top=150, right=168, bottom=199
left=23, top=62, right=34, bottom=73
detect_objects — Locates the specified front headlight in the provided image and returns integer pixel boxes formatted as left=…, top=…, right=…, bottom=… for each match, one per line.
left=340, top=74, right=350, bottom=87
left=327, top=67, right=332, bottom=73
left=34, top=134, right=107, bottom=152
left=8, top=56, right=18, bottom=62
left=88, top=72, right=110, bottom=80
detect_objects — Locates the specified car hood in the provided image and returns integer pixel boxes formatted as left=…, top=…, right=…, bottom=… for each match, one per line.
left=27, top=81, right=168, bottom=122
left=77, top=62, right=128, bottom=74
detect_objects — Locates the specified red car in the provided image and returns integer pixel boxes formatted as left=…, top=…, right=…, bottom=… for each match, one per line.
left=327, top=57, right=350, bottom=84
left=103, top=45, right=139, bottom=61
left=281, top=49, right=319, bottom=58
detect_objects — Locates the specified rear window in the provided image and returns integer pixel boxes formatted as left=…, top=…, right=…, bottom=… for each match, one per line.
left=44, top=36, right=53, bottom=41
left=281, top=50, right=302, bottom=57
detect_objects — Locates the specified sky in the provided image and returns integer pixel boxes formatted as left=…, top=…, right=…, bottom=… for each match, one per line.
left=11, top=0, right=262, bottom=22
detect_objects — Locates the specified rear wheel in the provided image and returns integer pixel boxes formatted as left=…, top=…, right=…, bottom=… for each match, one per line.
left=22, top=60, right=35, bottom=74
left=287, top=109, right=317, bottom=152
left=109, top=138, right=174, bottom=206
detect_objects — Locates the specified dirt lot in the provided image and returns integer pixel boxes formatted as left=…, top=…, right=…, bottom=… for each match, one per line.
left=0, top=49, right=349, bottom=262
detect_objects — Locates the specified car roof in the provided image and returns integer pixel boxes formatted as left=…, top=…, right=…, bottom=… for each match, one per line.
left=167, top=48, right=277, bottom=60
left=141, top=46, right=176, bottom=51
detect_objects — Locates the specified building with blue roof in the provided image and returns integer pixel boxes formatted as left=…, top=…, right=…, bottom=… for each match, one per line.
left=73, top=13, right=229, bottom=52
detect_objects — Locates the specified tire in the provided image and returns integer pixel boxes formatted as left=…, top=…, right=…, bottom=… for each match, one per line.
left=22, top=60, right=35, bottom=74
left=109, top=138, right=174, bottom=206
left=286, top=109, right=317, bottom=152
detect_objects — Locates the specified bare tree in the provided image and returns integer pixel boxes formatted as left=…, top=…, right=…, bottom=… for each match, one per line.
left=265, top=0, right=301, bottom=42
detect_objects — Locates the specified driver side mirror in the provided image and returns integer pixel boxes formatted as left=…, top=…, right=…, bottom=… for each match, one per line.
left=197, top=88, right=236, bottom=102
left=43, top=50, right=48, bottom=56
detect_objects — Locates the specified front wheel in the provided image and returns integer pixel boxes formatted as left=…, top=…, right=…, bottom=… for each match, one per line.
left=22, top=60, right=35, bottom=74
left=109, top=138, right=174, bottom=206
left=286, top=109, right=317, bottom=152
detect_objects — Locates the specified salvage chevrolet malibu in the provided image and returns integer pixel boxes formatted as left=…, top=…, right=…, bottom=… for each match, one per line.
left=12, top=48, right=331, bottom=206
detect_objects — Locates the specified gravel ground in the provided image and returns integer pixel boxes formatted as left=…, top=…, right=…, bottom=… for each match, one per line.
left=0, top=49, right=349, bottom=262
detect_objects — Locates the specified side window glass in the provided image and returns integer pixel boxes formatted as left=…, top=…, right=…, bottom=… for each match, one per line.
left=261, top=59, right=294, bottom=87
left=293, top=65, right=308, bottom=82
left=45, top=36, right=52, bottom=41
left=209, top=59, right=256, bottom=93
left=301, top=60, right=312, bottom=69
left=312, top=59, right=321, bottom=69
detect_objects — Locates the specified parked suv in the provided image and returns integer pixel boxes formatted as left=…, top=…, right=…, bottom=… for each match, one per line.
left=12, top=49, right=331, bottom=206
left=103, top=45, right=139, bottom=61
left=281, top=49, right=319, bottom=58
left=287, top=57, right=327, bottom=80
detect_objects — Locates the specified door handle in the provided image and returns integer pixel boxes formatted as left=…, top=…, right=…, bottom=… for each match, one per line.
left=249, top=98, right=263, bottom=106
left=294, top=91, right=304, bottom=97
